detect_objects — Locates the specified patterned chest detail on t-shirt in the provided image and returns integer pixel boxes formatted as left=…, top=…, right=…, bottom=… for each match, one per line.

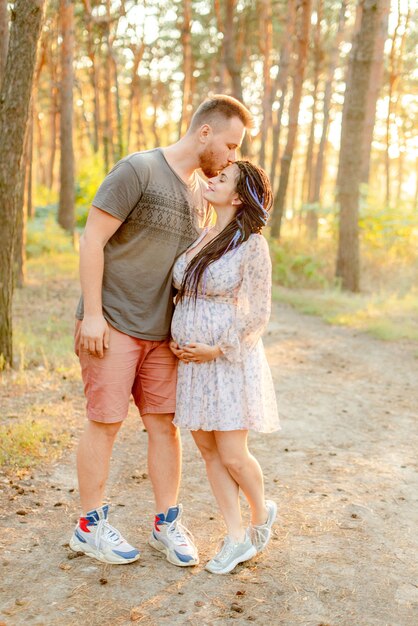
left=124, top=189, right=198, bottom=246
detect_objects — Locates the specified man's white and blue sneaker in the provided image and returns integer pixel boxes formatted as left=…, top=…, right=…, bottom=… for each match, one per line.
left=69, top=504, right=140, bottom=564
left=205, top=529, right=257, bottom=575
left=250, top=500, right=278, bottom=553
left=149, top=504, right=198, bottom=567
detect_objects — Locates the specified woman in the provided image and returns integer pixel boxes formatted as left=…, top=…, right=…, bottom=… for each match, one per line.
left=170, top=160, right=280, bottom=574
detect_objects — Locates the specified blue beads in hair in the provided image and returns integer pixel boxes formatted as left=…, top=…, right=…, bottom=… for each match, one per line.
left=245, top=178, right=270, bottom=225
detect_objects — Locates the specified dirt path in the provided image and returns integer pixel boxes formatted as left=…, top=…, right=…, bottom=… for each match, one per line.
left=1, top=303, right=417, bottom=626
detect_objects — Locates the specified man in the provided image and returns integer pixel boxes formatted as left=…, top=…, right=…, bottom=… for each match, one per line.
left=70, top=94, right=253, bottom=566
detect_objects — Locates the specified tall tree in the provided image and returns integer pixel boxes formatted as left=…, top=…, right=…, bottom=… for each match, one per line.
left=221, top=0, right=250, bottom=155
left=178, top=0, right=193, bottom=138
left=269, top=0, right=297, bottom=193
left=0, top=0, right=9, bottom=86
left=336, top=0, right=381, bottom=292
left=304, top=0, right=322, bottom=238
left=46, top=27, right=59, bottom=190
left=58, top=0, right=75, bottom=233
left=126, top=41, right=145, bottom=152
left=311, top=0, right=347, bottom=218
left=258, top=0, right=273, bottom=169
left=271, top=0, right=312, bottom=238
left=360, top=0, right=390, bottom=184
left=0, top=0, right=45, bottom=368
left=385, top=0, right=410, bottom=206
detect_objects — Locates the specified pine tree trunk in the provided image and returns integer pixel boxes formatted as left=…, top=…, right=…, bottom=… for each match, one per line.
left=26, top=114, right=34, bottom=219
left=14, top=100, right=33, bottom=288
left=360, top=0, right=390, bottom=184
left=126, top=42, right=145, bottom=152
left=304, top=77, right=319, bottom=238
left=304, top=0, right=322, bottom=238
left=269, top=0, right=297, bottom=193
left=86, top=19, right=100, bottom=153
left=103, top=38, right=114, bottom=172
left=46, top=35, right=58, bottom=189
left=178, top=0, right=193, bottom=138
left=258, top=0, right=273, bottom=169
left=312, top=0, right=347, bottom=210
left=58, top=0, right=75, bottom=233
left=385, top=4, right=410, bottom=206
left=271, top=0, right=312, bottom=239
left=110, top=46, right=123, bottom=162
left=223, top=0, right=249, bottom=155
left=214, top=0, right=228, bottom=91
left=0, top=0, right=9, bottom=86
left=0, top=0, right=45, bottom=368
left=336, top=0, right=380, bottom=292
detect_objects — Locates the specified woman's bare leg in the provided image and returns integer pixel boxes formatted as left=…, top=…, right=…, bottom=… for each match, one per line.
left=214, top=430, right=268, bottom=525
left=192, top=430, right=245, bottom=542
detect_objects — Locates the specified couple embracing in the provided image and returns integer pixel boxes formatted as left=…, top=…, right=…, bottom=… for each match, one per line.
left=70, top=95, right=280, bottom=575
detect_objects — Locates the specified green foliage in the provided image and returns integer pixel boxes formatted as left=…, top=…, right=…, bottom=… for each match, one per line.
left=26, top=214, right=74, bottom=257
left=75, top=155, right=105, bottom=228
left=33, top=185, right=58, bottom=207
left=268, top=236, right=331, bottom=289
left=359, top=199, right=418, bottom=257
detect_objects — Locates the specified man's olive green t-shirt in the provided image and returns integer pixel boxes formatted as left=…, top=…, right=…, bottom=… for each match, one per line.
left=76, top=148, right=212, bottom=340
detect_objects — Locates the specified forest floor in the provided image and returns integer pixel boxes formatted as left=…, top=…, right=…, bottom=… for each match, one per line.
left=1, top=298, right=418, bottom=626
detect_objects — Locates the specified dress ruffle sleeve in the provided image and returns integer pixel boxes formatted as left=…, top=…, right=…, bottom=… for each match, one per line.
left=218, top=235, right=272, bottom=363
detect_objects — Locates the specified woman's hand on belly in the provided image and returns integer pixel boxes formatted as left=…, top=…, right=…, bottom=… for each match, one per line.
left=169, top=340, right=185, bottom=360
left=181, top=342, right=222, bottom=363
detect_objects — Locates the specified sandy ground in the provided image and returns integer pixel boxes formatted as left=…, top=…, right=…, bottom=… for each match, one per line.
left=0, top=302, right=417, bottom=626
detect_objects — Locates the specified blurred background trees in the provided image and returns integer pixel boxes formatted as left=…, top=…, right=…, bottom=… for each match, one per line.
left=1, top=0, right=417, bottom=366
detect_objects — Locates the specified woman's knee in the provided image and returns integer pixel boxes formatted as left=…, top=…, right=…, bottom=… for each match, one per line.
left=192, top=435, right=219, bottom=463
left=219, top=452, right=248, bottom=475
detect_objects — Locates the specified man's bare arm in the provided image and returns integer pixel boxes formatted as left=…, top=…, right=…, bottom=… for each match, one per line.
left=79, top=206, right=123, bottom=358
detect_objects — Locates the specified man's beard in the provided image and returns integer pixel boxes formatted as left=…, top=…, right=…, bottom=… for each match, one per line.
left=199, top=148, right=222, bottom=178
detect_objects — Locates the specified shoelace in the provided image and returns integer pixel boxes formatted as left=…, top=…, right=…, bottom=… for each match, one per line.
left=95, top=519, right=123, bottom=549
left=166, top=520, right=195, bottom=547
left=212, top=537, right=235, bottom=563
left=251, top=524, right=270, bottom=547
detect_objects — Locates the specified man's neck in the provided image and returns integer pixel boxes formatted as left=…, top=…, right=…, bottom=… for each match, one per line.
left=162, top=137, right=201, bottom=185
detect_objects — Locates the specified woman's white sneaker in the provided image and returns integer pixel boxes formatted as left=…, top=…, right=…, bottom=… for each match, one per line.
left=69, top=504, right=140, bottom=564
left=251, top=500, right=278, bottom=553
left=205, top=530, right=257, bottom=575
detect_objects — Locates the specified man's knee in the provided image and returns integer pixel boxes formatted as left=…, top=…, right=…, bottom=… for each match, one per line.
left=85, top=419, right=122, bottom=441
left=143, top=414, right=178, bottom=440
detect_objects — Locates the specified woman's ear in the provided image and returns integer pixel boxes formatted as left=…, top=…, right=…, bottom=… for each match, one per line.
left=231, top=194, right=242, bottom=206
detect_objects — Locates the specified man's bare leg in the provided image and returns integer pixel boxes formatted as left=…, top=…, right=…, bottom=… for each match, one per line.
left=71, top=418, right=140, bottom=563
left=143, top=412, right=198, bottom=566
left=141, top=413, right=181, bottom=513
left=77, top=419, right=122, bottom=515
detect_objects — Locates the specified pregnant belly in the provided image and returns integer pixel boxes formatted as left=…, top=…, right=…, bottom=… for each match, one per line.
left=171, top=300, right=235, bottom=346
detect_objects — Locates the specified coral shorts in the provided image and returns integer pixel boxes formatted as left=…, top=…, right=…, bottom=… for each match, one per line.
left=74, top=320, right=178, bottom=423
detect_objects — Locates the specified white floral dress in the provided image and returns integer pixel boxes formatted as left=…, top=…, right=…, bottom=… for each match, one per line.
left=171, top=231, right=280, bottom=433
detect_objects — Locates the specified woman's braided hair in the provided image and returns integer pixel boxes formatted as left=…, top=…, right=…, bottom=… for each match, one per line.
left=177, top=160, right=273, bottom=302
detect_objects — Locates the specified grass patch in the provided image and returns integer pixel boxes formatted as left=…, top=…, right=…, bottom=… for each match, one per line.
left=0, top=418, right=71, bottom=469
left=273, top=286, right=418, bottom=342
left=13, top=250, right=79, bottom=370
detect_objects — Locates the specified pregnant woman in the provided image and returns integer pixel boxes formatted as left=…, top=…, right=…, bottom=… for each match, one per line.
left=170, top=160, right=280, bottom=574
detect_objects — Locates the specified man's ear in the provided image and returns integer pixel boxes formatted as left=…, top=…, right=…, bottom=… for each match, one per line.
left=198, top=124, right=212, bottom=143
